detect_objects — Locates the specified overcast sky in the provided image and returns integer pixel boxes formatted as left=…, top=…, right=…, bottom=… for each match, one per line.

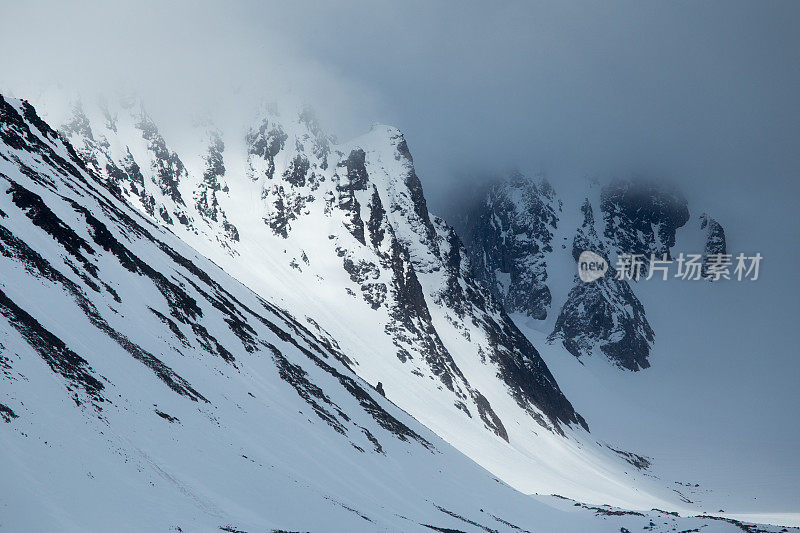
left=1, top=1, right=798, bottom=212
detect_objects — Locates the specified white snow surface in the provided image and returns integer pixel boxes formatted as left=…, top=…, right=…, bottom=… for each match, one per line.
left=0, top=93, right=793, bottom=531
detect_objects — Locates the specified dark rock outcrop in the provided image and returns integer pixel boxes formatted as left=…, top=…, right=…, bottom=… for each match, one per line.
left=468, top=173, right=559, bottom=320
left=195, top=131, right=239, bottom=242
left=600, top=178, right=689, bottom=264
left=549, top=200, right=654, bottom=371
left=700, top=213, right=727, bottom=279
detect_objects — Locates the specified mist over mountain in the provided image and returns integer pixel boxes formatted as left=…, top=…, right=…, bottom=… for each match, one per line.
left=1, top=2, right=799, bottom=531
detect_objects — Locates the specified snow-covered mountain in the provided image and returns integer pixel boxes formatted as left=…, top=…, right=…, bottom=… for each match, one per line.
left=45, top=94, right=676, bottom=507
left=450, top=170, right=800, bottom=525
left=2, top=94, right=795, bottom=531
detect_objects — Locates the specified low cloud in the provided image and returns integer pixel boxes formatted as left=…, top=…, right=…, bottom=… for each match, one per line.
left=2, top=1, right=798, bottom=216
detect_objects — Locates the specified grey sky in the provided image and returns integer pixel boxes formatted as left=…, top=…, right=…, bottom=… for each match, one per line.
left=246, top=1, right=800, bottom=209
left=2, top=1, right=798, bottom=211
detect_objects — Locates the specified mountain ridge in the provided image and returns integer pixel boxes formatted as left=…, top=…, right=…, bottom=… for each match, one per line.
left=1, top=93, right=796, bottom=531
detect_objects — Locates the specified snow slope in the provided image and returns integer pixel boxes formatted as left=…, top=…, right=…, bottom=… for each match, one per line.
left=25, top=93, right=723, bottom=512
left=3, top=95, right=793, bottom=531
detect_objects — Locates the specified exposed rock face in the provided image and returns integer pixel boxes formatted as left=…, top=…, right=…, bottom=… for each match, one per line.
left=336, top=149, right=368, bottom=244
left=195, top=131, right=239, bottom=243
left=434, top=217, right=587, bottom=432
left=600, top=178, right=690, bottom=262
left=460, top=174, right=708, bottom=371
left=136, top=113, right=187, bottom=212
left=549, top=200, right=654, bottom=371
left=62, top=103, right=154, bottom=212
left=468, top=173, right=559, bottom=320
left=246, top=116, right=288, bottom=180
left=700, top=213, right=727, bottom=278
